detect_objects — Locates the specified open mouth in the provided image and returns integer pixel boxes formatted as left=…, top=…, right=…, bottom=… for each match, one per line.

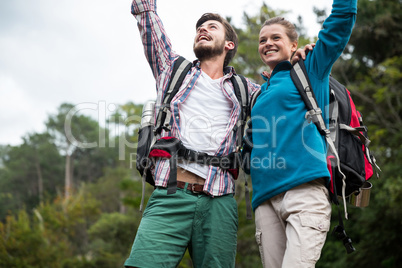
left=265, top=50, right=277, bottom=55
left=198, top=34, right=212, bottom=42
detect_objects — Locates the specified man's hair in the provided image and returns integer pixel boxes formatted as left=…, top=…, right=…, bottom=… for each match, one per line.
left=196, top=13, right=238, bottom=68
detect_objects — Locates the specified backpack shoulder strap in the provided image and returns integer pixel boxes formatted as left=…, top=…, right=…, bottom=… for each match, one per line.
left=230, top=74, right=254, bottom=220
left=155, top=56, right=192, bottom=134
left=249, top=89, right=261, bottom=112
left=290, top=60, right=328, bottom=136
left=230, top=74, right=249, bottom=149
left=163, top=56, right=193, bottom=104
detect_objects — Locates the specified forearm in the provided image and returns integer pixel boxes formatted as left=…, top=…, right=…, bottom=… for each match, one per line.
left=131, top=0, right=175, bottom=78
left=321, top=0, right=357, bottom=50
left=309, top=0, right=357, bottom=77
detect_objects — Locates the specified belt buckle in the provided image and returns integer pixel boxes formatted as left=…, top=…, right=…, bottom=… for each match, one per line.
left=191, top=183, right=201, bottom=194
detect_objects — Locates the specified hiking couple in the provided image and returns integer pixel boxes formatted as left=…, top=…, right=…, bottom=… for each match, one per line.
left=125, top=0, right=358, bottom=267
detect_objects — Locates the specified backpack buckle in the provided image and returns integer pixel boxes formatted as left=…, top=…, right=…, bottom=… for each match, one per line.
left=305, top=108, right=322, bottom=123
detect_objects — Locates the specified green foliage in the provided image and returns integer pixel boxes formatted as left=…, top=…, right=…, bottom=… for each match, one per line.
left=350, top=56, right=402, bottom=148
left=87, top=167, right=131, bottom=213
left=0, top=133, right=64, bottom=219
left=120, top=175, right=153, bottom=210
left=319, top=1, right=402, bottom=266
left=108, top=101, right=143, bottom=164
left=348, top=0, right=402, bottom=67
left=231, top=2, right=315, bottom=85
left=235, top=175, right=261, bottom=267
left=0, top=190, right=100, bottom=268
left=230, top=3, right=282, bottom=84
left=46, top=103, right=120, bottom=185
left=88, top=212, right=140, bottom=267
left=37, top=186, right=102, bottom=256
left=0, top=209, right=65, bottom=268
left=332, top=0, right=402, bottom=84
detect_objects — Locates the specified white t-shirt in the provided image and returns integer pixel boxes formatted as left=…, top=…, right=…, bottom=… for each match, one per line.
left=178, top=71, right=232, bottom=178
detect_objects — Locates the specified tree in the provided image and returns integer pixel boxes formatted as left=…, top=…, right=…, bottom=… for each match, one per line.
left=107, top=101, right=143, bottom=165
left=23, top=133, right=64, bottom=203
left=0, top=133, right=63, bottom=219
left=46, top=103, right=115, bottom=198
left=87, top=212, right=140, bottom=267
left=0, top=209, right=70, bottom=268
left=348, top=0, right=402, bottom=67
left=230, top=2, right=315, bottom=85
left=0, top=187, right=102, bottom=268
left=87, top=167, right=132, bottom=214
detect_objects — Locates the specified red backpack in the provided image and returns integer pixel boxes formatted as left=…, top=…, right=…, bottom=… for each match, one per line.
left=290, top=60, right=380, bottom=253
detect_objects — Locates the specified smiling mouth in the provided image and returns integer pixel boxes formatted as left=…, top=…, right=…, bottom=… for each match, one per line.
left=198, top=35, right=212, bottom=42
left=265, top=50, right=277, bottom=55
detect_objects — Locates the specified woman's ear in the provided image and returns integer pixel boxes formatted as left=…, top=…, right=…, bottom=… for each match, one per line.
left=290, top=41, right=298, bottom=53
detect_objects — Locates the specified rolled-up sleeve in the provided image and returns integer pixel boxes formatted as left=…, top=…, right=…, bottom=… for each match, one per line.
left=131, top=0, right=156, bottom=15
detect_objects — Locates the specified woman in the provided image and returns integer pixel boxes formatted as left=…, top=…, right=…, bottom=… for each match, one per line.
left=250, top=0, right=357, bottom=267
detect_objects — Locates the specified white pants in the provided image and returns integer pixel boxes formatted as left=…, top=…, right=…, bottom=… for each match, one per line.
left=255, top=178, right=331, bottom=268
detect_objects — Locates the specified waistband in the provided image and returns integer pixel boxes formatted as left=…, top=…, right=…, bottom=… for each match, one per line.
left=156, top=181, right=205, bottom=195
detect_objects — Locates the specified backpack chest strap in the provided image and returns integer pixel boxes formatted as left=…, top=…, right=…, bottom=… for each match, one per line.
left=149, top=137, right=241, bottom=194
left=177, top=147, right=240, bottom=170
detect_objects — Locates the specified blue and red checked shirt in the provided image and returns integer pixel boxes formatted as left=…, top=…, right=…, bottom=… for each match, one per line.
left=131, top=0, right=260, bottom=196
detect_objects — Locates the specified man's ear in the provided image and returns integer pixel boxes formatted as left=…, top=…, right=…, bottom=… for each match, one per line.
left=225, top=41, right=235, bottom=51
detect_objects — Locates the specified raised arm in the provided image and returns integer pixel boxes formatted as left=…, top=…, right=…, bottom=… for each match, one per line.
left=131, top=0, right=176, bottom=79
left=306, top=0, right=357, bottom=78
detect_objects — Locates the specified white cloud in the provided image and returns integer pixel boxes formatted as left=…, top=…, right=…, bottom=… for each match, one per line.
left=0, top=75, right=47, bottom=145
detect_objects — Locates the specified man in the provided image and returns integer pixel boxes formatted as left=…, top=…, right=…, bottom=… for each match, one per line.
left=125, top=1, right=311, bottom=267
left=125, top=1, right=259, bottom=267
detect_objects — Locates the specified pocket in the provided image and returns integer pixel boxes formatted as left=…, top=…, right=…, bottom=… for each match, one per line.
left=255, top=230, right=265, bottom=267
left=298, top=212, right=330, bottom=263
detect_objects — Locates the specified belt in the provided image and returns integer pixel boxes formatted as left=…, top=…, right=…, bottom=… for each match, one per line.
left=176, top=181, right=205, bottom=194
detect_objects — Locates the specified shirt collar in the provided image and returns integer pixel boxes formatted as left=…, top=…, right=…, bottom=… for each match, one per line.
left=271, top=61, right=292, bottom=76
left=193, top=59, right=236, bottom=76
left=260, top=60, right=292, bottom=81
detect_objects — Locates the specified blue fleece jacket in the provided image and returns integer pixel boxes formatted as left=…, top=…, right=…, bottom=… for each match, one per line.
left=250, top=0, right=357, bottom=211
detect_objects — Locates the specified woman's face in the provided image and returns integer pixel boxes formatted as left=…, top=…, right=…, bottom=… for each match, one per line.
left=258, top=24, right=298, bottom=70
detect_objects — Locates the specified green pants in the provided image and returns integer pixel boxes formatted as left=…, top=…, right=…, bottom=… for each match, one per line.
left=124, top=184, right=238, bottom=268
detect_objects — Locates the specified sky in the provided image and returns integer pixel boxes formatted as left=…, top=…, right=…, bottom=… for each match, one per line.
left=0, top=0, right=332, bottom=146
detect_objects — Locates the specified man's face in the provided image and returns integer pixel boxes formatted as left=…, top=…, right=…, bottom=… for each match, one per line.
left=193, top=20, right=227, bottom=61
